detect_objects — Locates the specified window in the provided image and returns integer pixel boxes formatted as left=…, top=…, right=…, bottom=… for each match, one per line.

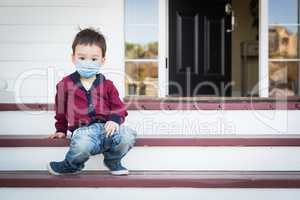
left=268, top=0, right=299, bottom=97
left=124, top=0, right=159, bottom=96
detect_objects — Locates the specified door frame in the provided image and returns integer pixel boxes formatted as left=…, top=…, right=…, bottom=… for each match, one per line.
left=159, top=0, right=268, bottom=97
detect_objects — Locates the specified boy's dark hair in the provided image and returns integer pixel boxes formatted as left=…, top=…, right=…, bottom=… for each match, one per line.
left=72, top=28, right=106, bottom=57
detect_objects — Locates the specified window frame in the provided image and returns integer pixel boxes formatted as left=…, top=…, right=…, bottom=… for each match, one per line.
left=124, top=0, right=164, bottom=97
left=266, top=0, right=300, bottom=96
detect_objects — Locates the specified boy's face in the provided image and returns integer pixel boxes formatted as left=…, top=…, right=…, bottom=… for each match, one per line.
left=71, top=44, right=105, bottom=66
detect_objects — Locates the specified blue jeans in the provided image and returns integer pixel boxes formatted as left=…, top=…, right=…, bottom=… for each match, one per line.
left=63, top=122, right=137, bottom=171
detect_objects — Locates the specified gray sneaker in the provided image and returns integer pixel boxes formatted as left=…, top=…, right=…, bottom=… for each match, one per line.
left=47, top=161, right=80, bottom=176
left=103, top=160, right=129, bottom=176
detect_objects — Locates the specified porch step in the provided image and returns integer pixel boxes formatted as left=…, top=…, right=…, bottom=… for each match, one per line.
left=1, top=135, right=300, bottom=171
left=1, top=170, right=300, bottom=188
left=0, top=110, right=299, bottom=135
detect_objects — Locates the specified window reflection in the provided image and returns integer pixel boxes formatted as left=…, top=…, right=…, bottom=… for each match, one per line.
left=125, top=0, right=159, bottom=97
left=125, top=41, right=158, bottom=59
left=125, top=0, right=158, bottom=25
left=125, top=62, right=158, bottom=96
left=125, top=27, right=158, bottom=59
left=269, top=62, right=298, bottom=97
left=268, top=0, right=299, bottom=97
left=269, top=26, right=298, bottom=59
left=269, top=0, right=298, bottom=24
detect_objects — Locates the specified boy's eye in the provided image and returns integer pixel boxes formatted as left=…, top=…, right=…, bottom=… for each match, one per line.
left=79, top=57, right=85, bottom=60
left=92, top=58, right=98, bottom=61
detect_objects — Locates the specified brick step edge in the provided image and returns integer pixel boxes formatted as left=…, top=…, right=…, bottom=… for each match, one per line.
left=1, top=101, right=300, bottom=111
left=1, top=170, right=300, bottom=188
left=2, top=135, right=300, bottom=147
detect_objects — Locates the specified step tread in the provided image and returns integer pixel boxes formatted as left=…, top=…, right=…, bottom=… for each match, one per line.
left=1, top=170, right=300, bottom=188
left=1, top=135, right=300, bottom=147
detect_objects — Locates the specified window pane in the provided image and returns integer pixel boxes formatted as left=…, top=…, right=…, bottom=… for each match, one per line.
left=125, top=31, right=158, bottom=59
left=269, top=25, right=298, bottom=59
left=269, top=0, right=299, bottom=24
left=125, top=62, right=158, bottom=96
left=125, top=0, right=158, bottom=59
left=125, top=0, right=158, bottom=25
left=269, top=61, right=299, bottom=97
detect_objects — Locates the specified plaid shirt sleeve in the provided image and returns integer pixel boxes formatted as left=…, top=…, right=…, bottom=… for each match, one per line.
left=54, top=80, right=68, bottom=134
left=107, top=81, right=128, bottom=125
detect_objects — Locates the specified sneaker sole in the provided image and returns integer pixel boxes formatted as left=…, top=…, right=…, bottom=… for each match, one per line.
left=110, top=170, right=129, bottom=176
left=47, top=163, right=80, bottom=176
left=103, top=162, right=129, bottom=176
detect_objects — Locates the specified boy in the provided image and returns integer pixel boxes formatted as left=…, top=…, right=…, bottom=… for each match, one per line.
left=47, top=28, right=137, bottom=176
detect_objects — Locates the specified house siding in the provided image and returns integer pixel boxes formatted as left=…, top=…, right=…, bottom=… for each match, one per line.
left=0, top=0, right=125, bottom=103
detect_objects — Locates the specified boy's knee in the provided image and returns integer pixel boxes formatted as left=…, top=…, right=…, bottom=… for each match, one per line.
left=112, top=126, right=137, bottom=150
left=76, top=142, right=93, bottom=155
left=121, top=133, right=136, bottom=148
left=66, top=141, right=92, bottom=167
left=70, top=137, right=93, bottom=156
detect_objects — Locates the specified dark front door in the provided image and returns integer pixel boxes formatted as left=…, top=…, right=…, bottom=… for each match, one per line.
left=169, top=0, right=232, bottom=97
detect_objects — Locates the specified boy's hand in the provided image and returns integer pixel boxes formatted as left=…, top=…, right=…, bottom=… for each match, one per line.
left=104, top=121, right=119, bottom=137
left=48, top=132, right=66, bottom=139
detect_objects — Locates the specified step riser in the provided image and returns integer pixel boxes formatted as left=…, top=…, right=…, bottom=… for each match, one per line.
left=1, top=188, right=300, bottom=200
left=2, top=147, right=300, bottom=171
left=0, top=110, right=299, bottom=135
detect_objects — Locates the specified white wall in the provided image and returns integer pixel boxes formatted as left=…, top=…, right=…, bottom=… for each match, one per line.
left=0, top=0, right=125, bottom=103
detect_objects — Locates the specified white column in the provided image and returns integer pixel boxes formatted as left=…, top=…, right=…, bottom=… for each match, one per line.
left=259, top=0, right=269, bottom=97
left=158, top=0, right=168, bottom=97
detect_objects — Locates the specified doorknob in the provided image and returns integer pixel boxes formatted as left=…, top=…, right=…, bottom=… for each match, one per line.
left=226, top=11, right=235, bottom=33
left=225, top=3, right=232, bottom=14
left=225, top=3, right=235, bottom=33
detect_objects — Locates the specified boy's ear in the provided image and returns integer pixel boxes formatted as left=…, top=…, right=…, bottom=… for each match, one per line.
left=71, top=54, right=76, bottom=64
left=101, top=57, right=106, bottom=65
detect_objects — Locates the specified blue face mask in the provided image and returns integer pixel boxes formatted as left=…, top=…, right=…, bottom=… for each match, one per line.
left=75, top=59, right=101, bottom=78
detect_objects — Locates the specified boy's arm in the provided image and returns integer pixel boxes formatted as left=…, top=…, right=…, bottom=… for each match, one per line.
left=107, top=81, right=128, bottom=125
left=54, top=81, right=68, bottom=135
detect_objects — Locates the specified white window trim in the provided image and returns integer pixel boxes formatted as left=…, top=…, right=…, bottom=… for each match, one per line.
left=269, top=59, right=300, bottom=62
left=125, top=59, right=158, bottom=62
left=259, top=0, right=269, bottom=97
left=158, top=0, right=168, bottom=97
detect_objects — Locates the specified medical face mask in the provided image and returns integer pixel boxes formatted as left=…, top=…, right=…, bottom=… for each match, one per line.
left=75, top=59, right=101, bottom=78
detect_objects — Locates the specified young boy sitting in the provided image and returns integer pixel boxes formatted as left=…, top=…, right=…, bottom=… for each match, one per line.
left=47, top=28, right=137, bottom=176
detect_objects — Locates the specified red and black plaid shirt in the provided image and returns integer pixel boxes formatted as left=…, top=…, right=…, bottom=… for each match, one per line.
left=54, top=71, right=128, bottom=133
